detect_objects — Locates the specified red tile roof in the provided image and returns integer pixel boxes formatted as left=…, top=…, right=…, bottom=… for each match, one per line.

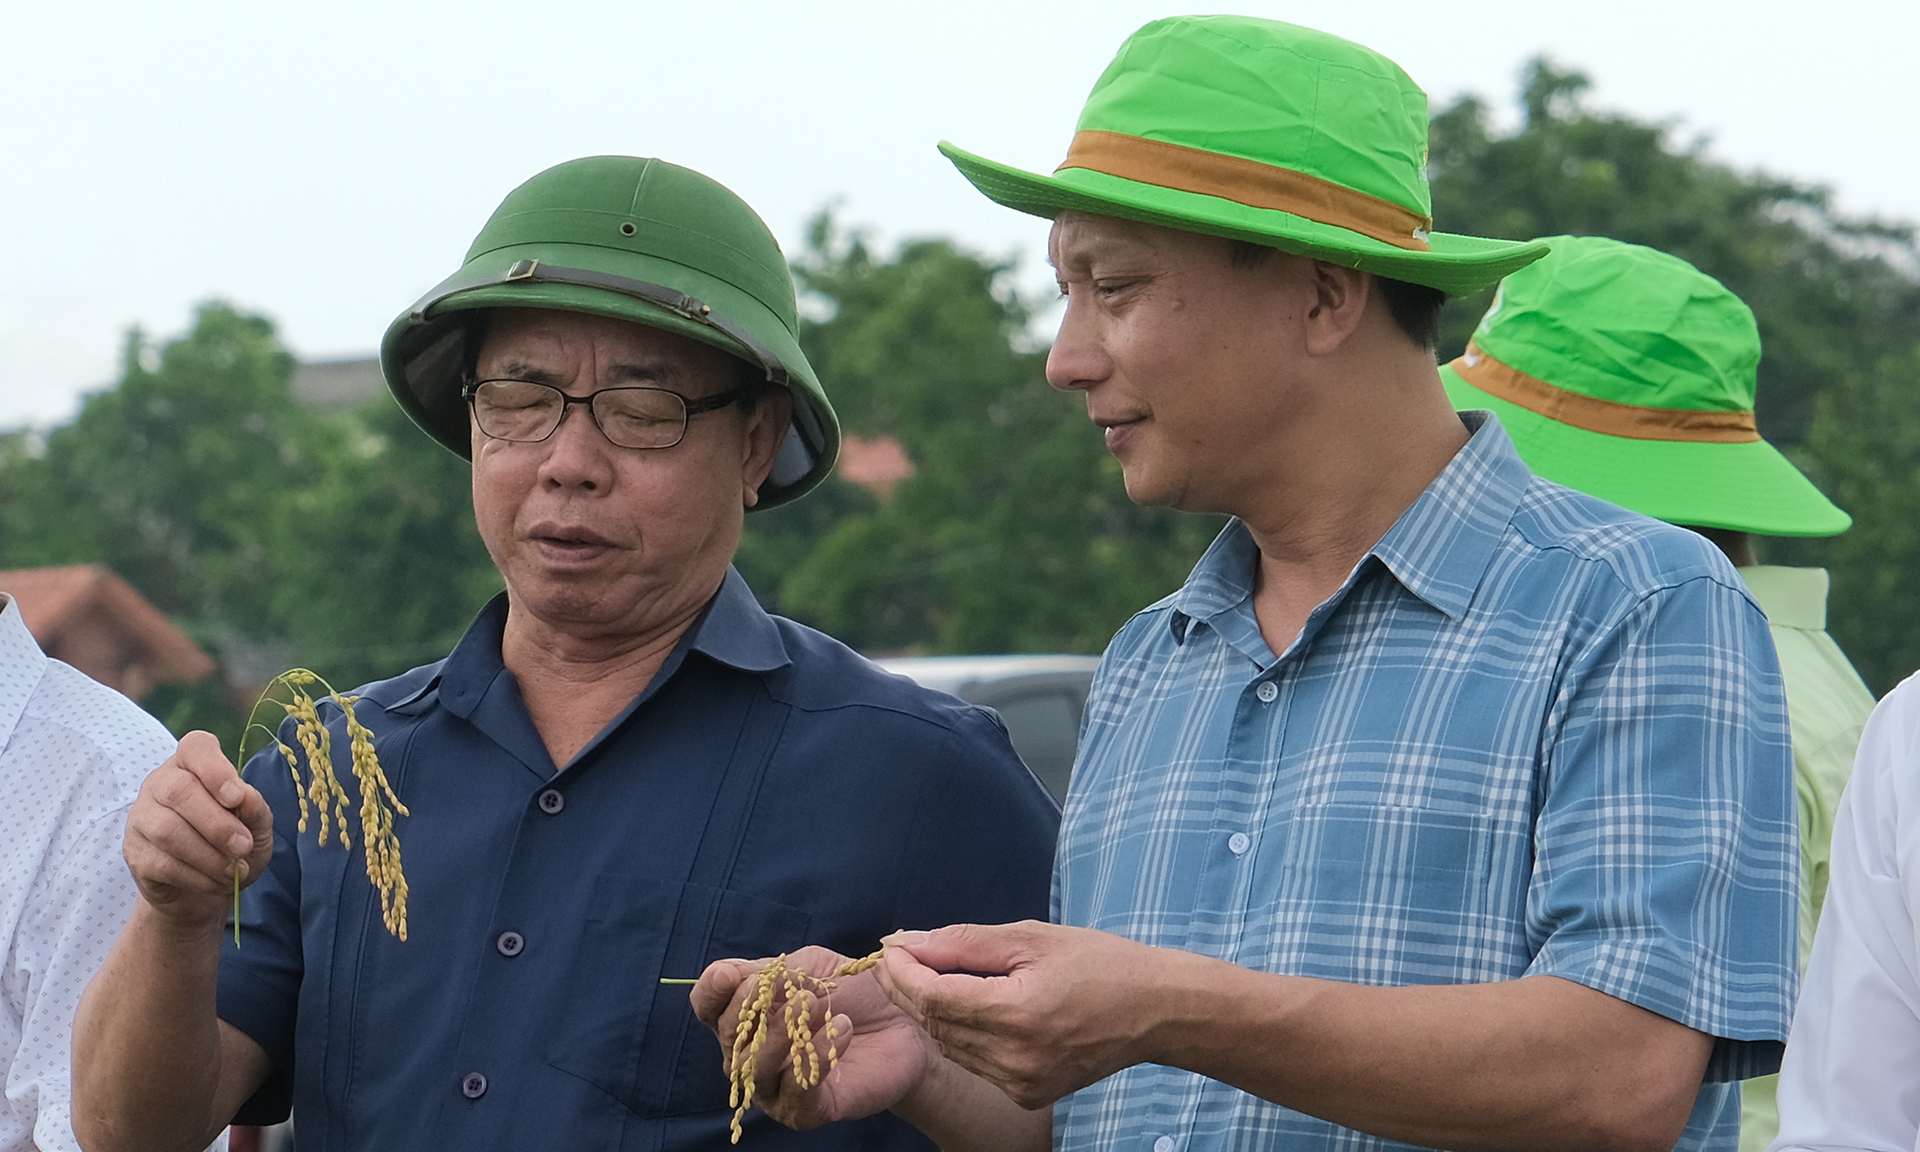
left=0, top=565, right=215, bottom=692
left=837, top=433, right=916, bottom=498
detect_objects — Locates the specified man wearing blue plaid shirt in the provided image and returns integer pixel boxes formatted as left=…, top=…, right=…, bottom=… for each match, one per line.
left=696, top=16, right=1797, bottom=1152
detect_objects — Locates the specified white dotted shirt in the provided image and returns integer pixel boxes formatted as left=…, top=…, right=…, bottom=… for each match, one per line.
left=0, top=593, right=175, bottom=1152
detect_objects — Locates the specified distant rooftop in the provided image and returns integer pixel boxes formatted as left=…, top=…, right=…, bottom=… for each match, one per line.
left=290, top=356, right=384, bottom=410
left=0, top=564, right=214, bottom=699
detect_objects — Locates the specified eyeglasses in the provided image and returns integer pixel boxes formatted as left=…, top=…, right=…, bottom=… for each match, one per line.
left=462, top=379, right=753, bottom=450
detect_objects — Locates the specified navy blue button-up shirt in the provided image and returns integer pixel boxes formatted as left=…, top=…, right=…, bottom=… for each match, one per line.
left=219, top=571, right=1060, bottom=1149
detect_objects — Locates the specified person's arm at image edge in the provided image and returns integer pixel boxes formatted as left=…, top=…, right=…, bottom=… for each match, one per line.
left=1769, top=683, right=1920, bottom=1151
left=70, top=733, right=275, bottom=1152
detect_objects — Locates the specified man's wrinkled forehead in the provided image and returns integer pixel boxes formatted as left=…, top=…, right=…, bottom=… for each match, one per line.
left=475, top=306, right=736, bottom=388
left=1048, top=212, right=1171, bottom=271
left=1047, top=211, right=1239, bottom=278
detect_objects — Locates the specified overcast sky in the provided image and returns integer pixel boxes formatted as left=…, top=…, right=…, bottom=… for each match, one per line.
left=3, top=0, right=1914, bottom=430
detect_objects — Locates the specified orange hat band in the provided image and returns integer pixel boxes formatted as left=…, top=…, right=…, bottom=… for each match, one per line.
left=1057, top=130, right=1433, bottom=252
left=1451, top=343, right=1759, bottom=443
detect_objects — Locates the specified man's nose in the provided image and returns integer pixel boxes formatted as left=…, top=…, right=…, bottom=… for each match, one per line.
left=1045, top=300, right=1106, bottom=393
left=538, top=397, right=617, bottom=485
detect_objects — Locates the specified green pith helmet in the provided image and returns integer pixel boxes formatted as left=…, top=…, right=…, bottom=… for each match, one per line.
left=380, top=155, right=839, bottom=509
left=1440, top=234, right=1849, bottom=536
left=940, top=15, right=1547, bottom=296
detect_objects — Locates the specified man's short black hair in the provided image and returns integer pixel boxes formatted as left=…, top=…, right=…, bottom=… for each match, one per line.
left=1228, top=239, right=1447, bottom=351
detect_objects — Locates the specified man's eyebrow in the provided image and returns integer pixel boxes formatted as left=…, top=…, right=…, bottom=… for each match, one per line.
left=603, top=362, right=674, bottom=385
left=489, top=360, right=562, bottom=385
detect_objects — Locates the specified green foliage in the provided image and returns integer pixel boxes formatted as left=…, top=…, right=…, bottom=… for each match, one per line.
left=260, top=394, right=501, bottom=688
left=0, top=303, right=500, bottom=735
left=1793, top=344, right=1920, bottom=694
left=1429, top=61, right=1920, bottom=448
left=1429, top=60, right=1920, bottom=693
left=738, top=218, right=1218, bottom=654
left=1, top=307, right=310, bottom=630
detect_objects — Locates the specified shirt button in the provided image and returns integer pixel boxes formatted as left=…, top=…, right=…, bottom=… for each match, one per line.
left=1255, top=681, right=1278, bottom=703
left=1154, top=1138, right=1175, bottom=1152
left=537, top=789, right=564, bottom=814
left=461, top=1072, right=488, bottom=1099
left=496, top=931, right=525, bottom=957
left=1228, top=832, right=1251, bottom=855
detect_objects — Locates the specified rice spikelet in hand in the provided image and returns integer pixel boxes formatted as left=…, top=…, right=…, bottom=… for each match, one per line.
left=240, top=669, right=411, bottom=940
left=725, top=950, right=882, bottom=1143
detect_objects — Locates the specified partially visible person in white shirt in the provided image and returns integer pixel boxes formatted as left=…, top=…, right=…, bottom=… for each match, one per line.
left=1770, top=672, right=1920, bottom=1150
left=0, top=592, right=178, bottom=1152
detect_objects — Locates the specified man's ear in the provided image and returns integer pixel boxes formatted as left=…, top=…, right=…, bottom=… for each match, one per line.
left=1301, top=262, right=1373, bottom=356
left=740, top=389, right=794, bottom=509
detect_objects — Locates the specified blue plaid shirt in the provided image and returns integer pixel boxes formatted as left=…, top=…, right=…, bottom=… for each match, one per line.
left=1053, top=414, right=1797, bottom=1152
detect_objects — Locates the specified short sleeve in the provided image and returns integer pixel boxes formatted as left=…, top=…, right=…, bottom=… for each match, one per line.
left=891, top=705, right=1060, bottom=932
left=215, top=741, right=309, bottom=1125
left=1525, top=575, right=1799, bottom=1082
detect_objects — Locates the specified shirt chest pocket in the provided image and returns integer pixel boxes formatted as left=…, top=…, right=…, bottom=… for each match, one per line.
left=546, top=873, right=812, bottom=1118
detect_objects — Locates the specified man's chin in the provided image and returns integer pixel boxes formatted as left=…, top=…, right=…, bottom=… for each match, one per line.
left=1119, top=469, right=1182, bottom=511
left=504, top=577, right=631, bottom=629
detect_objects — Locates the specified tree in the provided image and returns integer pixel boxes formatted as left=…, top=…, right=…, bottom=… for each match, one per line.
left=1428, top=60, right=1920, bottom=449
left=258, top=390, right=501, bottom=690
left=0, top=303, right=501, bottom=733
left=1792, top=345, right=1920, bottom=693
left=737, top=218, right=1219, bottom=655
left=1, top=306, right=313, bottom=633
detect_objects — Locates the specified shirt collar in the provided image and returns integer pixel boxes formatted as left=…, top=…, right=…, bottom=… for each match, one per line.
left=1169, top=411, right=1531, bottom=640
left=1367, top=411, right=1531, bottom=621
left=682, top=567, right=792, bottom=674
left=0, top=595, right=48, bottom=740
left=437, top=566, right=791, bottom=715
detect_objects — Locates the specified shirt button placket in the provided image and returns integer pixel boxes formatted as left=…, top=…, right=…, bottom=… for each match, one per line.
left=1255, top=680, right=1278, bottom=704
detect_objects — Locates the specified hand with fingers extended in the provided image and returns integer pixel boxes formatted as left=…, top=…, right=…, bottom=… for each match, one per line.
left=874, top=919, right=1173, bottom=1110
left=122, top=730, right=275, bottom=931
left=691, top=946, right=942, bottom=1137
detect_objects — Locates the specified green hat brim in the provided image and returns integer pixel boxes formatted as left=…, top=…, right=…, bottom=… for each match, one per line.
left=380, top=242, right=838, bottom=511
left=1441, top=364, right=1850, bottom=536
left=940, top=141, right=1547, bottom=297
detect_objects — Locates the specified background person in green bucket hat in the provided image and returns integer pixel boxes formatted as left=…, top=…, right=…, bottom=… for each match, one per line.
left=1439, top=233, right=1875, bottom=1152
left=70, top=155, right=1060, bottom=1152
left=697, top=15, right=1798, bottom=1152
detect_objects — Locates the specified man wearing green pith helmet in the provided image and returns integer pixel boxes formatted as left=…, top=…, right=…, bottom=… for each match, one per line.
left=70, top=156, right=1059, bottom=1151
left=1438, top=234, right=1874, bottom=1152
left=697, top=16, right=1797, bottom=1152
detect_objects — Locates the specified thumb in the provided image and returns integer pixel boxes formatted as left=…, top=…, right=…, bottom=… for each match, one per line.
left=881, top=921, right=1034, bottom=976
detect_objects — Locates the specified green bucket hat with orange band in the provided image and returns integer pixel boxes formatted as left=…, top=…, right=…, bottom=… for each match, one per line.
left=940, top=15, right=1547, bottom=297
left=1440, top=234, right=1849, bottom=536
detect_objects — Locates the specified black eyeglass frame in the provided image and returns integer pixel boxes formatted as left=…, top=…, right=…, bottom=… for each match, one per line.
left=461, top=378, right=757, bottom=450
